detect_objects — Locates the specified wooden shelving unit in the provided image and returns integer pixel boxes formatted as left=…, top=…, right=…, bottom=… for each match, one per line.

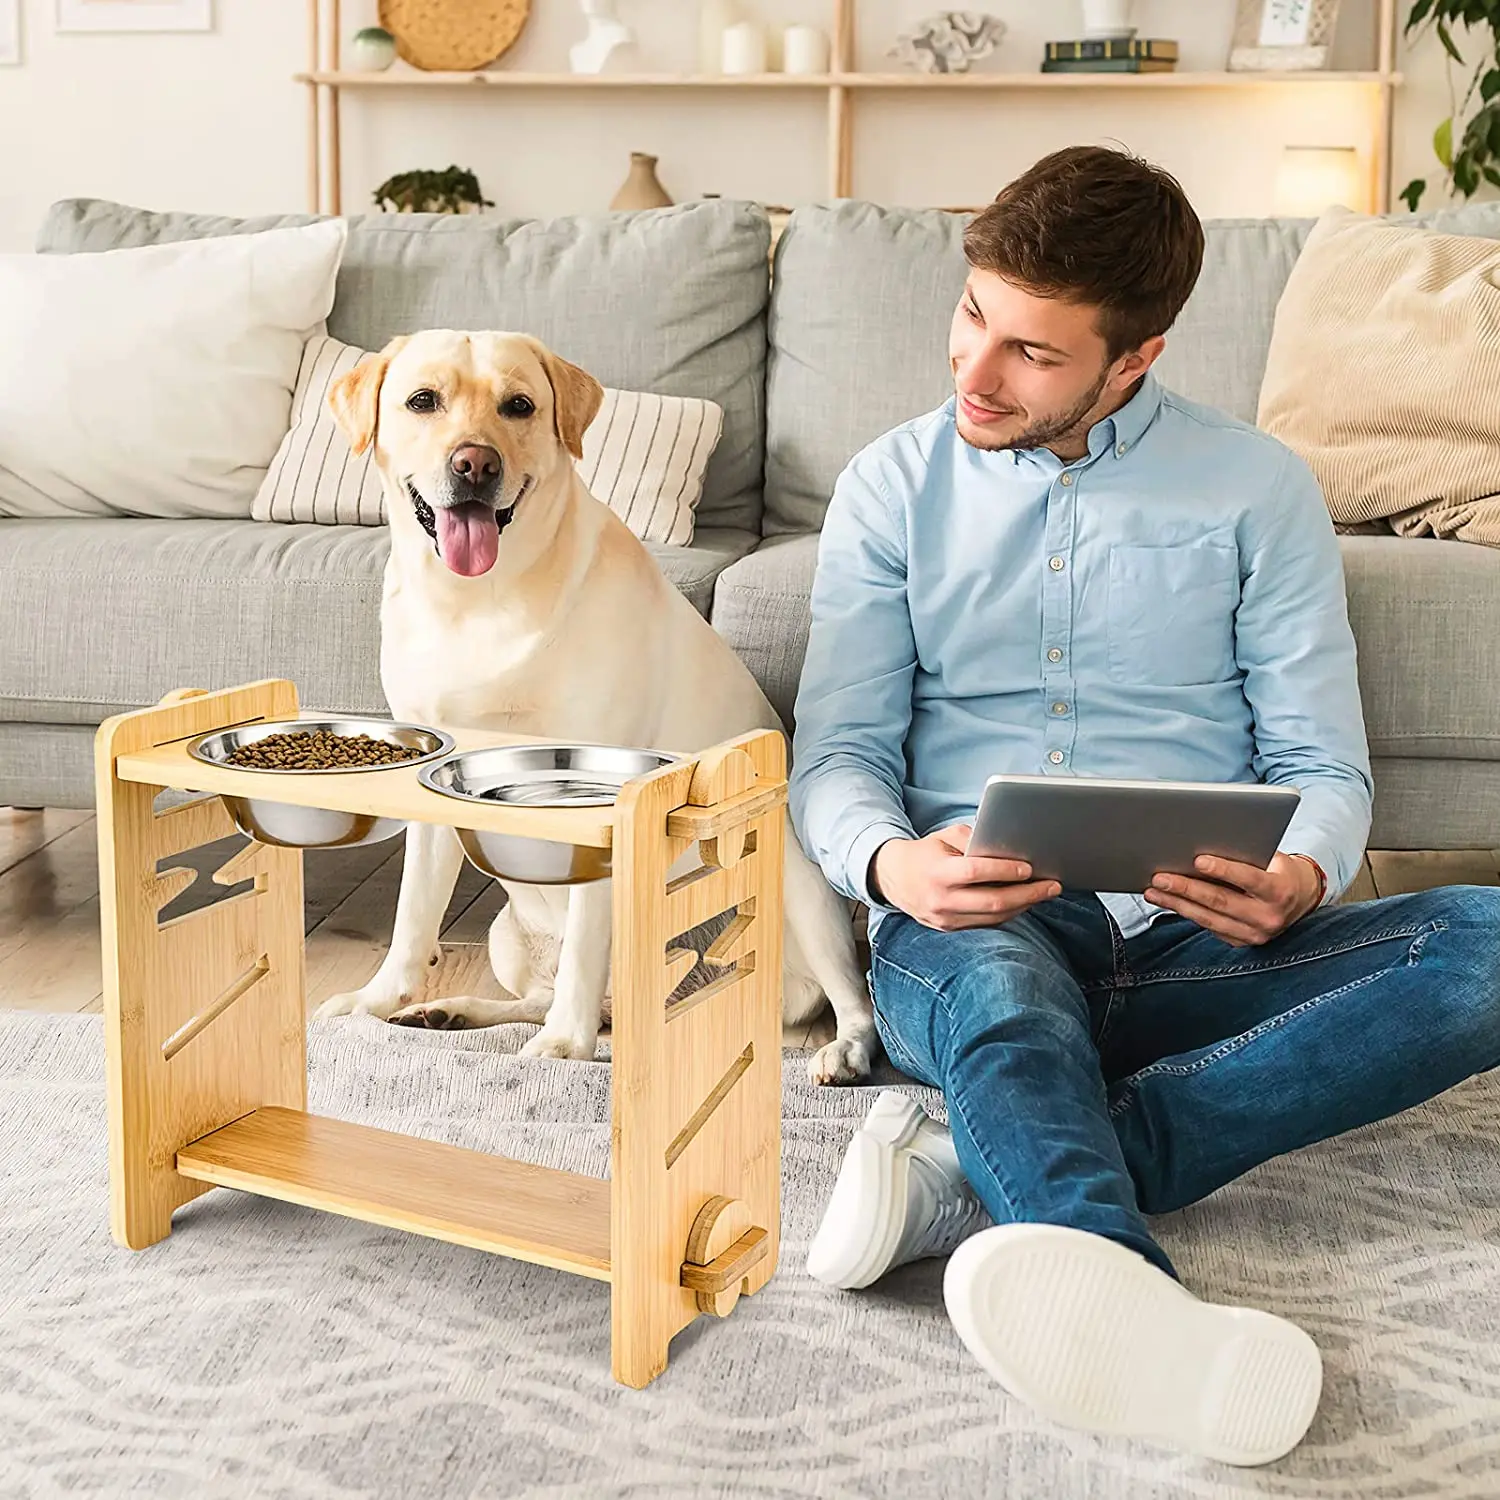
left=302, top=0, right=1401, bottom=212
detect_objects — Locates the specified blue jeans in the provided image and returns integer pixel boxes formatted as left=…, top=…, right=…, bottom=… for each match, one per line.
left=869, top=887, right=1500, bottom=1279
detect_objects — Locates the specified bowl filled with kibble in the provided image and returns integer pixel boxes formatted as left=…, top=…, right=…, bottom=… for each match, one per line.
left=418, top=743, right=678, bottom=883
left=187, top=717, right=455, bottom=848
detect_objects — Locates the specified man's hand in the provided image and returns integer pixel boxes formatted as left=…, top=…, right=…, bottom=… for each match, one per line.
left=872, top=824, right=1061, bottom=932
left=1145, top=852, right=1323, bottom=947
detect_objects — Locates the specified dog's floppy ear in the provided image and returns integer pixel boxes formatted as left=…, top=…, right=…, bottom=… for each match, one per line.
left=328, top=335, right=409, bottom=456
left=538, top=345, right=604, bottom=461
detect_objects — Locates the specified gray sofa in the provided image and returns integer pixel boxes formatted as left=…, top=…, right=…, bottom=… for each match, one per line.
left=5, top=195, right=1500, bottom=855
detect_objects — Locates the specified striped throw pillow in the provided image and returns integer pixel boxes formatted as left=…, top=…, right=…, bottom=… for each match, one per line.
left=251, top=334, right=724, bottom=545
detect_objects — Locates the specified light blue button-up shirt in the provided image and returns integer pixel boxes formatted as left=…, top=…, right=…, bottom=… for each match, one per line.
left=789, top=373, right=1373, bottom=939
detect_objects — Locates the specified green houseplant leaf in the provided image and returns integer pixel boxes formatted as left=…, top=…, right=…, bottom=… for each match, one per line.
left=1407, top=0, right=1500, bottom=202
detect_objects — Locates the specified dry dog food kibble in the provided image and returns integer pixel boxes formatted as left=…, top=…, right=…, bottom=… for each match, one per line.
left=226, top=730, right=425, bottom=771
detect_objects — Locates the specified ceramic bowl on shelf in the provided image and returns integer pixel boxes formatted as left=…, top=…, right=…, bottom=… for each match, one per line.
left=418, top=743, right=678, bottom=883
left=187, top=717, right=454, bottom=849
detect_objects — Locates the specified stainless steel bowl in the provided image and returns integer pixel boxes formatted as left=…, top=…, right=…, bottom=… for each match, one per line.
left=187, top=717, right=456, bottom=849
left=418, top=743, right=679, bottom=883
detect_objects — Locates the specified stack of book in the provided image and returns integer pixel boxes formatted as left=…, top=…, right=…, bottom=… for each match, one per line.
left=1041, top=38, right=1179, bottom=74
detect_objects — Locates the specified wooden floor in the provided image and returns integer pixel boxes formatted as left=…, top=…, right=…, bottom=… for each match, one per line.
left=4, top=806, right=1499, bottom=1022
left=0, top=806, right=837, bottom=1047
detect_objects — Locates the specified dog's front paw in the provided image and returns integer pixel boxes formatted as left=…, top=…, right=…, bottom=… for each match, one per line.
left=808, top=1034, right=873, bottom=1086
left=521, top=1027, right=599, bottom=1062
left=312, top=985, right=414, bottom=1022
left=388, top=1002, right=469, bottom=1031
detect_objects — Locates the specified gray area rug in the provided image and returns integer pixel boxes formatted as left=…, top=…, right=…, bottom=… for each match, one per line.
left=4, top=1013, right=1500, bottom=1499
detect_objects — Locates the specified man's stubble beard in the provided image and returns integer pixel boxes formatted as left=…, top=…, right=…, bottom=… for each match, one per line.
left=957, top=362, right=1112, bottom=454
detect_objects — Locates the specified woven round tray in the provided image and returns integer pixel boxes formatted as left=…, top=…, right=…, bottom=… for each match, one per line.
left=379, top=0, right=531, bottom=72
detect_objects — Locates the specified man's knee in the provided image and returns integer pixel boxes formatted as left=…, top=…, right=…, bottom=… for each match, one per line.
left=1420, top=885, right=1500, bottom=1066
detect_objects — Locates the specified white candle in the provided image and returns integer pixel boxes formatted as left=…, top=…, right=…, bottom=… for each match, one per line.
left=782, top=24, right=830, bottom=75
left=721, top=19, right=767, bottom=75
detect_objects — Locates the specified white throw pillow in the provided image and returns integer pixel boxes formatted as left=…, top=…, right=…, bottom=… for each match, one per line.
left=252, top=334, right=723, bottom=546
left=0, top=220, right=348, bottom=520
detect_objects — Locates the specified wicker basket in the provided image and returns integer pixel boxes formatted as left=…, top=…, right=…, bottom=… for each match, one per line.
left=379, top=0, right=532, bottom=72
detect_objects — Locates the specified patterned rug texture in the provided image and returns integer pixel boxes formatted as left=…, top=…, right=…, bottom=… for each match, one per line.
left=4, top=1012, right=1500, bottom=1499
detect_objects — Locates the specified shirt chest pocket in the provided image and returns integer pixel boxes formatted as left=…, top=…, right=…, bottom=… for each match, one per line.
left=1106, top=541, right=1239, bottom=687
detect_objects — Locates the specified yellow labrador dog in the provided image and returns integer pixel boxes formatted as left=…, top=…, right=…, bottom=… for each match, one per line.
left=312, top=330, right=876, bottom=1085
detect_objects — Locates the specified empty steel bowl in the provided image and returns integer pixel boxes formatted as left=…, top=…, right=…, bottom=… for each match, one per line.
left=187, top=717, right=456, bottom=849
left=418, top=743, right=679, bottom=883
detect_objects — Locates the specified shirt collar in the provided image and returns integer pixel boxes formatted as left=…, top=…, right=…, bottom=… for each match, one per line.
left=1088, top=370, right=1163, bottom=460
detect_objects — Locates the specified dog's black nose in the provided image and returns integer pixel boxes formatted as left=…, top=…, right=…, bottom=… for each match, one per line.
left=450, top=444, right=501, bottom=490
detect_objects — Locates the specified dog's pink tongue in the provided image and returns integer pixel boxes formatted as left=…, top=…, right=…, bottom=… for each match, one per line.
left=434, top=502, right=500, bottom=577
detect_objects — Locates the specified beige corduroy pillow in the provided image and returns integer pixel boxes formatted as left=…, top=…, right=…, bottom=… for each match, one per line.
left=1257, top=207, right=1500, bottom=546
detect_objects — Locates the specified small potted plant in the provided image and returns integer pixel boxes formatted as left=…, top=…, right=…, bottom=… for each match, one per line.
left=372, top=167, right=496, bottom=214
left=350, top=26, right=397, bottom=72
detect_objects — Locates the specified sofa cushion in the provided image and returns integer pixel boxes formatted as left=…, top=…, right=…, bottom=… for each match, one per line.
left=765, top=200, right=1500, bottom=536
left=0, top=222, right=347, bottom=521
left=1340, top=535, right=1500, bottom=759
left=0, top=519, right=754, bottom=724
left=1256, top=209, right=1500, bottom=545
left=711, top=534, right=821, bottom=730
left=38, top=198, right=769, bottom=537
left=713, top=533, right=1500, bottom=762
left=765, top=205, right=963, bottom=537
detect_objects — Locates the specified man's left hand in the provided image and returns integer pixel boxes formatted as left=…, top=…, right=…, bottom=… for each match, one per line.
left=1145, top=853, right=1323, bottom=947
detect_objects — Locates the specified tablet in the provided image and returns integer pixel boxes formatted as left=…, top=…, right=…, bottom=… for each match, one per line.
left=966, top=774, right=1301, bottom=894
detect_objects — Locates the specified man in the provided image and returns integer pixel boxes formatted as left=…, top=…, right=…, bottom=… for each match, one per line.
left=790, top=145, right=1500, bottom=1467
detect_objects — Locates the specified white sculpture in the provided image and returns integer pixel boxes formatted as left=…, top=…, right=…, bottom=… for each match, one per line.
left=888, top=10, right=1007, bottom=74
left=570, top=0, right=638, bottom=74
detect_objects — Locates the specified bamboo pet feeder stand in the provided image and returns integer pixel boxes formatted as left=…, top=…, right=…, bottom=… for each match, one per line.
left=96, top=679, right=785, bottom=1389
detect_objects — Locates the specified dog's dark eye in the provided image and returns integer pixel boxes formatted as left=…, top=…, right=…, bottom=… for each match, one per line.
left=501, top=394, right=535, bottom=419
left=406, top=389, right=440, bottom=414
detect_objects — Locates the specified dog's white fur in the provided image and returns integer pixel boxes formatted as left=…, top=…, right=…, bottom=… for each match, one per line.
left=311, top=330, right=876, bottom=1084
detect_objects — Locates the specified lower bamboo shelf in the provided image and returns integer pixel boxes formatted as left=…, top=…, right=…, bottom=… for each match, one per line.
left=176, top=1107, right=613, bottom=1281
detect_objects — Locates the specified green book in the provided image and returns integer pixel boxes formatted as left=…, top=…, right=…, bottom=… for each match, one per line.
left=1045, top=38, right=1180, bottom=62
left=1040, top=57, right=1178, bottom=73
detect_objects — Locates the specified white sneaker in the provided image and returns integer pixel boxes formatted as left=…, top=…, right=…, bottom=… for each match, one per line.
left=943, top=1224, right=1323, bottom=1467
left=807, top=1090, right=989, bottom=1290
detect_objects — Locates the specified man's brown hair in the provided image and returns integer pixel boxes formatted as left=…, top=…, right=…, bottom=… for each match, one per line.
left=963, top=145, right=1205, bottom=359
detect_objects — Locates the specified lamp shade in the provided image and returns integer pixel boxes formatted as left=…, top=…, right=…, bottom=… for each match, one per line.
left=1274, top=145, right=1368, bottom=216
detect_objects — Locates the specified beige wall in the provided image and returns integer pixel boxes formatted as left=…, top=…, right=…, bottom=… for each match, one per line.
left=0, top=0, right=1480, bottom=252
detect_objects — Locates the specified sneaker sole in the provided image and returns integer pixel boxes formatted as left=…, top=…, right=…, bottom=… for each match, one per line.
left=806, top=1091, right=927, bottom=1290
left=943, top=1224, right=1323, bottom=1467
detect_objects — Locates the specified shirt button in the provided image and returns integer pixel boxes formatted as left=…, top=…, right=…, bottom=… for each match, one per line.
left=1048, top=750, right=1065, bottom=765
left=1047, top=647, right=1063, bottom=663
left=1060, top=473, right=1074, bottom=487
left=1051, top=701, right=1068, bottom=715
left=1048, top=555, right=1065, bottom=572
left=1116, top=442, right=1127, bottom=457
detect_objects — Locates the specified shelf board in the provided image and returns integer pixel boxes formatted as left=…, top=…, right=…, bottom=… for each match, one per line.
left=847, top=69, right=1401, bottom=88
left=176, top=1106, right=613, bottom=1281
left=299, top=68, right=1401, bottom=90
left=297, top=69, right=833, bottom=88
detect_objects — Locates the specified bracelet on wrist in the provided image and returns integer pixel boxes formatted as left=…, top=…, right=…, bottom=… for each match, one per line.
left=1289, top=853, right=1328, bottom=908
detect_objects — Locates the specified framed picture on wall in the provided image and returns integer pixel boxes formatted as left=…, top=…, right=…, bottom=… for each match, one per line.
left=1228, top=0, right=1342, bottom=71
left=1, top=0, right=19, bottom=62
left=57, top=0, right=212, bottom=32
